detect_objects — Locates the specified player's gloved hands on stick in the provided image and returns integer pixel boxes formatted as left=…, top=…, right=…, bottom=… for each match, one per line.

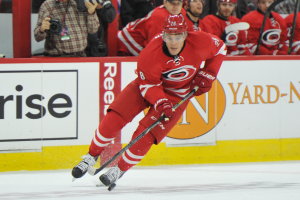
left=155, top=98, right=174, bottom=124
left=191, top=70, right=215, bottom=96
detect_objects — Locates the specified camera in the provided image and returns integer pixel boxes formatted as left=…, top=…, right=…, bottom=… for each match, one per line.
left=46, top=18, right=63, bottom=35
left=76, top=0, right=112, bottom=12
left=89, top=0, right=112, bottom=8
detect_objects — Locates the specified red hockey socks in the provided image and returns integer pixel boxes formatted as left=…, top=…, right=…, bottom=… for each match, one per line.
left=89, top=111, right=128, bottom=157
left=117, top=124, right=155, bottom=171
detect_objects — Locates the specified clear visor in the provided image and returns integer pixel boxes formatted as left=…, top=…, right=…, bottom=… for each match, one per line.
left=162, top=32, right=187, bottom=43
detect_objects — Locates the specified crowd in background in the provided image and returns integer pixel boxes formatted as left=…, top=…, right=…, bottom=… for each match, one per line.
left=0, top=0, right=300, bottom=56
left=115, top=0, right=300, bottom=56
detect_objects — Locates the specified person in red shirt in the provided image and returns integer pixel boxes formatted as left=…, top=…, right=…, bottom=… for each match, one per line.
left=72, top=15, right=226, bottom=190
left=117, top=0, right=206, bottom=56
left=117, top=0, right=187, bottom=56
left=241, top=0, right=288, bottom=55
left=183, top=0, right=214, bottom=33
left=285, top=12, right=300, bottom=55
left=202, top=0, right=251, bottom=55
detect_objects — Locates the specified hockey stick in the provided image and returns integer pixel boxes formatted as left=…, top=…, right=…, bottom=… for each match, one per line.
left=225, top=22, right=250, bottom=34
left=88, top=86, right=199, bottom=176
left=288, top=0, right=300, bottom=54
left=255, top=0, right=285, bottom=55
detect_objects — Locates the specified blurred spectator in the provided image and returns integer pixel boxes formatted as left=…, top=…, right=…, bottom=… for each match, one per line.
left=34, top=0, right=99, bottom=57
left=183, top=0, right=214, bottom=33
left=202, top=0, right=251, bottom=55
left=199, top=0, right=252, bottom=19
left=117, top=0, right=196, bottom=56
left=241, top=0, right=288, bottom=55
left=86, top=0, right=116, bottom=56
left=285, top=12, right=300, bottom=54
left=120, top=0, right=163, bottom=27
left=274, top=0, right=300, bottom=14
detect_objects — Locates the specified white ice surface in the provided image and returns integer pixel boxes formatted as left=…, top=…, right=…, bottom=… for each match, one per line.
left=1, top=161, right=300, bottom=200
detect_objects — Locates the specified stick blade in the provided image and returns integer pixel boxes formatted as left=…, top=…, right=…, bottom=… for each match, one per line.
left=225, top=22, right=250, bottom=34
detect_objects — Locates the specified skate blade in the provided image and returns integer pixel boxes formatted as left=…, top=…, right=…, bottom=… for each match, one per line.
left=96, top=183, right=105, bottom=187
left=72, top=177, right=78, bottom=182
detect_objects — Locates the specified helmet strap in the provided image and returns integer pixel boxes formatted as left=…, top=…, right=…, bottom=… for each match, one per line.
left=188, top=8, right=200, bottom=18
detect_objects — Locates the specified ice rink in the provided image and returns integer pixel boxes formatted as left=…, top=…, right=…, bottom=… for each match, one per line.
left=1, top=161, right=300, bottom=200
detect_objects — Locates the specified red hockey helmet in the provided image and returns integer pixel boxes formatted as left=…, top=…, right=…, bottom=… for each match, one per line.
left=162, top=14, right=188, bottom=34
left=218, top=0, right=237, bottom=3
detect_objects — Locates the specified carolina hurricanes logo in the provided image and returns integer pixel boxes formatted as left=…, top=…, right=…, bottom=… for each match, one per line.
left=162, top=65, right=197, bottom=82
left=225, top=31, right=238, bottom=46
left=262, top=29, right=281, bottom=45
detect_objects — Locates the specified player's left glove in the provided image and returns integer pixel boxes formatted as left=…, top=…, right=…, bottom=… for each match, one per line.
left=190, top=70, right=216, bottom=96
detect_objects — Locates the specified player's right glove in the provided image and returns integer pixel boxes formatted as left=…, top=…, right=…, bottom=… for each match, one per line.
left=154, top=98, right=174, bottom=124
left=190, top=70, right=215, bottom=96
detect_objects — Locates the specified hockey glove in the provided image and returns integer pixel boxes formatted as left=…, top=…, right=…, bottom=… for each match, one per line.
left=190, top=70, right=215, bottom=96
left=154, top=98, right=174, bottom=124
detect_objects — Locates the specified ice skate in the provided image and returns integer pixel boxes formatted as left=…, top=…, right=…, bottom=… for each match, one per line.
left=72, top=153, right=99, bottom=179
left=99, top=165, right=125, bottom=191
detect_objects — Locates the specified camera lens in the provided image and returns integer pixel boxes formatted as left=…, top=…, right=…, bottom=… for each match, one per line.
left=51, top=24, right=58, bottom=31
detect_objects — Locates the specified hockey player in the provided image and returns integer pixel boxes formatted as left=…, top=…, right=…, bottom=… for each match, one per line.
left=183, top=0, right=214, bottom=33
left=72, top=15, right=226, bottom=190
left=117, top=0, right=186, bottom=56
left=241, top=0, right=288, bottom=55
left=285, top=12, right=300, bottom=55
left=202, top=0, right=251, bottom=55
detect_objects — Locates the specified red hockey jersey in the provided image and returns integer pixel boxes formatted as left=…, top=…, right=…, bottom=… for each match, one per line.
left=184, top=12, right=214, bottom=34
left=241, top=10, right=288, bottom=55
left=202, top=14, right=251, bottom=56
left=137, top=31, right=227, bottom=105
left=285, top=12, right=300, bottom=55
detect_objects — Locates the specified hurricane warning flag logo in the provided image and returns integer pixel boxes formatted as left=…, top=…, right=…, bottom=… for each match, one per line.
left=162, top=65, right=196, bottom=82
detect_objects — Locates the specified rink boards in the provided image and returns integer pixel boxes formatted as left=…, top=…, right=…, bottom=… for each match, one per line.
left=0, top=56, right=300, bottom=172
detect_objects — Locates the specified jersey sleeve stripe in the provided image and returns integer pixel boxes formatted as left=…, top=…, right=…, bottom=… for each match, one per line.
left=118, top=31, right=139, bottom=56
left=165, top=88, right=190, bottom=98
left=123, top=28, right=144, bottom=51
left=216, top=43, right=227, bottom=56
left=140, top=82, right=162, bottom=97
left=165, top=87, right=189, bottom=94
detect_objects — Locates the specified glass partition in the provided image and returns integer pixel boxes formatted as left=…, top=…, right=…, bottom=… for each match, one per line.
left=31, top=0, right=46, bottom=55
